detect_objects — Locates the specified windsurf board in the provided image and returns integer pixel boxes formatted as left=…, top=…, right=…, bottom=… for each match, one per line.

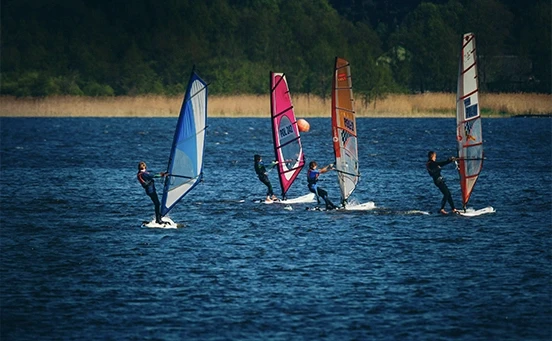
left=141, top=217, right=181, bottom=229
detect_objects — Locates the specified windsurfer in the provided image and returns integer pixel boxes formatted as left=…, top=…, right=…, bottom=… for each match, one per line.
left=426, top=151, right=458, bottom=214
left=137, top=161, right=168, bottom=224
left=307, top=161, right=338, bottom=210
left=254, top=154, right=278, bottom=202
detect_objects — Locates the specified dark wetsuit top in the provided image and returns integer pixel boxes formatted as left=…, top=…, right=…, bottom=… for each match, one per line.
left=254, top=160, right=275, bottom=196
left=306, top=168, right=335, bottom=209
left=426, top=158, right=453, bottom=184
left=307, top=168, right=320, bottom=193
left=254, top=161, right=268, bottom=177
left=426, top=158, right=456, bottom=210
left=137, top=170, right=161, bottom=195
left=137, top=170, right=164, bottom=222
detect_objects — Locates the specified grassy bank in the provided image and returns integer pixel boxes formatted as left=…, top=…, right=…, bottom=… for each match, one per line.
left=1, top=93, right=551, bottom=117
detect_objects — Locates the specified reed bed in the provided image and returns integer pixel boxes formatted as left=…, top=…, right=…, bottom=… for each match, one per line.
left=1, top=93, right=550, bottom=117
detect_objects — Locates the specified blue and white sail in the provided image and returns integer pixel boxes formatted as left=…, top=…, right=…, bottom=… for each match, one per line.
left=160, top=70, right=208, bottom=216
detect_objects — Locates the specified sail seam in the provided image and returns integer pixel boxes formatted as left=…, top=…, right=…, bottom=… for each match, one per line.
left=458, top=89, right=478, bottom=101
left=462, top=36, right=474, bottom=49
left=461, top=62, right=477, bottom=75
left=273, top=106, right=294, bottom=119
left=271, top=73, right=286, bottom=92
left=335, top=107, right=355, bottom=114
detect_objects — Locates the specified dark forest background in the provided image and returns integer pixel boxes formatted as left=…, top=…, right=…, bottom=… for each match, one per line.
left=1, top=0, right=550, bottom=101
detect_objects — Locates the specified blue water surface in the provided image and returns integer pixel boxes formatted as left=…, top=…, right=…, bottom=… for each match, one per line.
left=1, top=117, right=551, bottom=340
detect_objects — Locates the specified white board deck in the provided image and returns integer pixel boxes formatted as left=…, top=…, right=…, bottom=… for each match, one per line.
left=279, top=193, right=317, bottom=204
left=254, top=193, right=317, bottom=205
left=458, top=206, right=495, bottom=217
left=142, top=217, right=180, bottom=229
left=344, top=201, right=376, bottom=211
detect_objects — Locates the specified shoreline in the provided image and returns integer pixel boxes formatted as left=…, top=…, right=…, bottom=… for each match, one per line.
left=1, top=93, right=551, bottom=118
left=3, top=113, right=550, bottom=118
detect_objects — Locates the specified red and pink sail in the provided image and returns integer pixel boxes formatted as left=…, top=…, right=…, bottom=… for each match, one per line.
left=269, top=72, right=305, bottom=199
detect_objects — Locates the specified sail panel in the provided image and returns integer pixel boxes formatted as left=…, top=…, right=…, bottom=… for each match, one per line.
left=161, top=72, right=208, bottom=216
left=270, top=72, right=305, bottom=198
left=331, top=57, right=359, bottom=204
left=456, top=33, right=483, bottom=208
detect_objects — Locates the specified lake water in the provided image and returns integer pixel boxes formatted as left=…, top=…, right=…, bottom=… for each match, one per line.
left=1, top=117, right=551, bottom=340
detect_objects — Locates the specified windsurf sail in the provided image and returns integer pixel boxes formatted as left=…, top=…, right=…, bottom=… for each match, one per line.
left=456, top=33, right=483, bottom=209
left=270, top=72, right=305, bottom=199
left=331, top=57, right=360, bottom=206
left=160, top=69, right=208, bottom=216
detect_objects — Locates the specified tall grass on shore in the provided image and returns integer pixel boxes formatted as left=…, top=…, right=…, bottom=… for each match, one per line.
left=1, top=93, right=550, bottom=117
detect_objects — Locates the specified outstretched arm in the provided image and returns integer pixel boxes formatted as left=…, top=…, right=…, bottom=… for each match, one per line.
left=154, top=172, right=168, bottom=178
left=436, top=157, right=456, bottom=167
left=320, top=164, right=334, bottom=173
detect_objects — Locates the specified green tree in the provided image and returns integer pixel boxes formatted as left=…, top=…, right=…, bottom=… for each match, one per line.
left=516, top=1, right=551, bottom=92
left=117, top=42, right=161, bottom=95
left=463, top=0, right=514, bottom=90
left=393, top=2, right=458, bottom=92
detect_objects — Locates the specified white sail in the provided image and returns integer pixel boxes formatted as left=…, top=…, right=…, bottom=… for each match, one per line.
left=456, top=33, right=483, bottom=209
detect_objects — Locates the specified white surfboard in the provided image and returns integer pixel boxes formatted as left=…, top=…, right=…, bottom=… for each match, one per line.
left=142, top=217, right=180, bottom=229
left=279, top=193, right=317, bottom=204
left=458, top=206, right=495, bottom=217
left=344, top=201, right=376, bottom=211
left=254, top=193, right=316, bottom=205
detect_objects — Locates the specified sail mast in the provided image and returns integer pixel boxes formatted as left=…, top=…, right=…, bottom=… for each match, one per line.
left=456, top=33, right=484, bottom=210
left=331, top=57, right=360, bottom=206
left=269, top=72, right=305, bottom=199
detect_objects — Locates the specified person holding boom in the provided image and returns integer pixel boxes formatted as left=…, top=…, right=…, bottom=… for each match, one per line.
left=254, top=154, right=278, bottom=202
left=307, top=161, right=337, bottom=210
left=137, top=161, right=168, bottom=224
left=426, top=151, right=459, bottom=215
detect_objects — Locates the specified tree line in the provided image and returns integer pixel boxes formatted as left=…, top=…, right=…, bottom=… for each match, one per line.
left=1, top=0, right=550, bottom=102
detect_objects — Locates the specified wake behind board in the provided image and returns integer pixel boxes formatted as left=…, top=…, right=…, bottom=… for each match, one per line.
left=458, top=206, right=495, bottom=217
left=141, top=217, right=182, bottom=229
left=404, top=210, right=431, bottom=215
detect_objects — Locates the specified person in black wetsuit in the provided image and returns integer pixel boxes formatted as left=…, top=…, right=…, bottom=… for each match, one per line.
left=307, top=161, right=338, bottom=210
left=426, top=151, right=459, bottom=215
left=254, top=154, right=278, bottom=202
left=137, top=161, right=168, bottom=223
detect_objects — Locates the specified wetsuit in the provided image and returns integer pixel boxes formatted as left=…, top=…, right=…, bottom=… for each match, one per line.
left=426, top=158, right=456, bottom=211
left=137, top=170, right=164, bottom=223
left=307, top=168, right=337, bottom=210
left=254, top=160, right=275, bottom=197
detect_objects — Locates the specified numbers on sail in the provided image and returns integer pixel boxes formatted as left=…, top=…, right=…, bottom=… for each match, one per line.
left=279, top=124, right=294, bottom=139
